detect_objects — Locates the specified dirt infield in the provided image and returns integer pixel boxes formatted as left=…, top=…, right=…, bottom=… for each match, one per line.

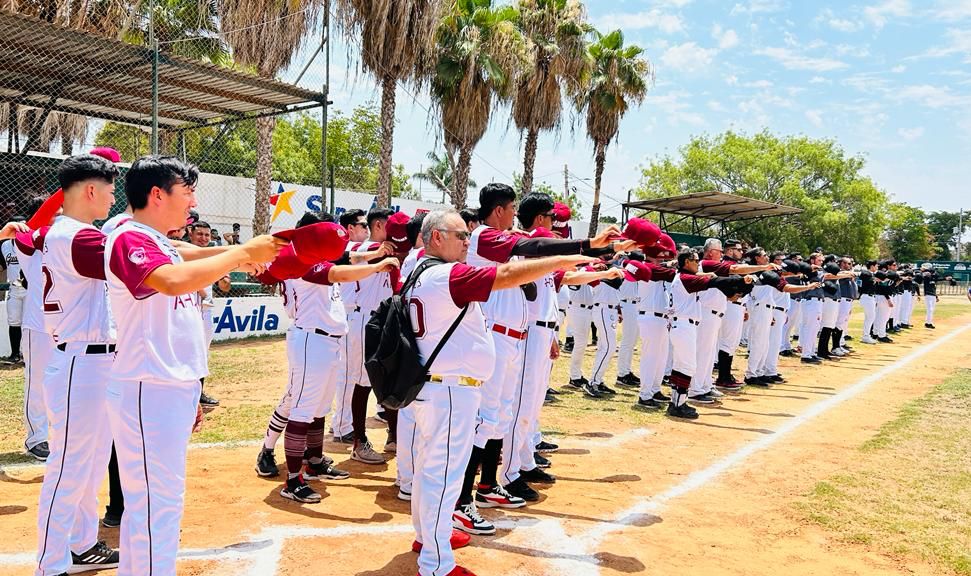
left=1, top=305, right=970, bottom=575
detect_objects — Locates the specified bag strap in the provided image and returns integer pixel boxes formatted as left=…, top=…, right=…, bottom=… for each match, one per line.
left=399, top=256, right=469, bottom=380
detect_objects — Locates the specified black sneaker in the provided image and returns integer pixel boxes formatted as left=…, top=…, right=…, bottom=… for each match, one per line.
left=844, top=334, right=855, bottom=340
left=566, top=377, right=589, bottom=388
left=745, top=376, right=771, bottom=388
left=779, top=349, right=795, bottom=357
left=925, top=323, right=935, bottom=329
left=801, top=356, right=822, bottom=364
left=504, top=478, right=539, bottom=502
left=374, top=410, right=389, bottom=423
left=0, top=354, right=23, bottom=365
left=652, top=391, right=671, bottom=402
left=616, top=373, right=641, bottom=387
left=199, top=392, right=220, bottom=406
left=302, top=448, right=333, bottom=467
left=544, top=390, right=559, bottom=404
left=766, top=374, right=785, bottom=383
left=661, top=375, right=671, bottom=387
left=535, top=441, right=559, bottom=453
left=635, top=397, right=662, bottom=409
left=666, top=402, right=700, bottom=420
left=256, top=449, right=279, bottom=477
left=304, top=460, right=350, bottom=481
left=582, top=381, right=603, bottom=398
left=333, top=432, right=355, bottom=444
left=101, top=513, right=122, bottom=528
left=280, top=475, right=321, bottom=503
left=546, top=387, right=562, bottom=395
left=688, top=392, right=717, bottom=404
left=878, top=336, right=894, bottom=343
left=534, top=452, right=552, bottom=469
left=27, top=441, right=49, bottom=461
left=597, top=383, right=617, bottom=395
left=71, top=540, right=119, bottom=570
left=520, top=467, right=556, bottom=484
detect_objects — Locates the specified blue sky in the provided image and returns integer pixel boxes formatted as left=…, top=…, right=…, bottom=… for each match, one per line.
left=313, top=0, right=971, bottom=219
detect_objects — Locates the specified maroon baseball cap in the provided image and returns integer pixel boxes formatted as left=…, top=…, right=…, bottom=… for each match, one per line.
left=623, top=260, right=654, bottom=282
left=89, top=147, right=121, bottom=163
left=529, top=226, right=556, bottom=239
left=273, top=222, right=349, bottom=265
left=260, top=244, right=312, bottom=282
left=385, top=211, right=412, bottom=255
left=621, top=218, right=661, bottom=248
left=551, top=202, right=571, bottom=223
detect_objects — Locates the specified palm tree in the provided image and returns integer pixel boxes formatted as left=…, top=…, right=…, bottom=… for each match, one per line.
left=334, top=0, right=445, bottom=208
left=412, top=148, right=477, bottom=201
left=575, top=29, right=650, bottom=236
left=219, top=0, right=324, bottom=235
left=512, top=0, right=589, bottom=195
left=429, top=0, right=529, bottom=208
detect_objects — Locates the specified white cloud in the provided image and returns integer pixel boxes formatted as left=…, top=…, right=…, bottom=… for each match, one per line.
left=810, top=76, right=832, bottom=84
left=754, top=47, right=849, bottom=71
left=595, top=9, right=685, bottom=34
left=805, top=109, right=824, bottom=127
left=863, top=0, right=911, bottom=29
left=892, top=64, right=907, bottom=72
left=725, top=74, right=740, bottom=85
left=919, top=28, right=971, bottom=62
left=731, top=0, right=785, bottom=15
left=745, top=79, right=774, bottom=88
left=931, top=0, right=971, bottom=21
left=647, top=91, right=707, bottom=126
left=842, top=73, right=891, bottom=93
left=898, top=127, right=925, bottom=140
left=895, top=84, right=968, bottom=108
left=707, top=100, right=727, bottom=112
left=711, top=24, right=740, bottom=49
left=830, top=17, right=863, bottom=31
left=836, top=43, right=870, bottom=57
left=660, top=42, right=718, bottom=72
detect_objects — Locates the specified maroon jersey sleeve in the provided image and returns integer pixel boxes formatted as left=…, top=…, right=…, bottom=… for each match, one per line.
left=109, top=230, right=173, bottom=299
left=14, top=230, right=37, bottom=255
left=553, top=270, right=565, bottom=292
left=679, top=273, right=712, bottom=293
left=646, top=263, right=677, bottom=282
left=701, top=260, right=733, bottom=276
left=301, top=262, right=336, bottom=285
left=474, top=227, right=521, bottom=263
left=71, top=228, right=108, bottom=280
left=448, top=263, right=497, bottom=307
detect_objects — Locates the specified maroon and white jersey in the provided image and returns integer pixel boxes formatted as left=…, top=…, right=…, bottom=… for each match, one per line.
left=14, top=226, right=50, bottom=332
left=100, top=212, right=133, bottom=235
left=698, top=259, right=734, bottom=312
left=528, top=271, right=563, bottom=323
left=281, top=280, right=297, bottom=320
left=400, top=246, right=426, bottom=282
left=42, top=216, right=113, bottom=344
left=288, top=262, right=347, bottom=335
left=341, top=241, right=394, bottom=313
left=106, top=220, right=207, bottom=383
left=671, top=273, right=711, bottom=322
left=628, top=262, right=675, bottom=316
left=467, top=225, right=528, bottom=330
left=406, top=262, right=497, bottom=381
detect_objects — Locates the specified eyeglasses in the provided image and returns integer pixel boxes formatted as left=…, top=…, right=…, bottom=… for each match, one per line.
left=438, top=229, right=470, bottom=241
left=540, top=211, right=555, bottom=218
left=349, top=222, right=367, bottom=228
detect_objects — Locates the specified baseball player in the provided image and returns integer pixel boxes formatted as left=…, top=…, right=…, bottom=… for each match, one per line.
left=104, top=155, right=284, bottom=576
left=565, top=280, right=595, bottom=389
left=714, top=239, right=748, bottom=388
left=35, top=154, right=121, bottom=576
left=873, top=268, right=894, bottom=343
left=779, top=253, right=804, bottom=357
left=409, top=208, right=595, bottom=576
left=630, top=234, right=677, bottom=408
left=615, top=262, right=641, bottom=387
left=897, top=267, right=915, bottom=328
left=918, top=263, right=942, bottom=328
left=858, top=260, right=878, bottom=343
left=1, top=233, right=24, bottom=365
left=13, top=197, right=55, bottom=462
left=190, top=221, right=226, bottom=407
left=834, top=257, right=857, bottom=352
left=586, top=260, right=626, bottom=398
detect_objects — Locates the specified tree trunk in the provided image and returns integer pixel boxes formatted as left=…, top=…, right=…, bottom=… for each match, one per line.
left=252, top=115, right=276, bottom=236
left=375, top=73, right=397, bottom=208
left=588, top=141, right=606, bottom=237
left=60, top=136, right=72, bottom=156
left=521, top=128, right=539, bottom=195
left=452, top=145, right=473, bottom=209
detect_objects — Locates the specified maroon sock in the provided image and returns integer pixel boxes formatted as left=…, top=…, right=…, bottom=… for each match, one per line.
left=479, top=439, right=503, bottom=487
left=283, top=420, right=310, bottom=475
left=385, top=409, right=398, bottom=441
left=352, top=385, right=370, bottom=443
left=306, top=417, right=325, bottom=461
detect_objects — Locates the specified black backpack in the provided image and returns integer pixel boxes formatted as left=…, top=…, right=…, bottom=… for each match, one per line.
left=364, top=258, right=468, bottom=410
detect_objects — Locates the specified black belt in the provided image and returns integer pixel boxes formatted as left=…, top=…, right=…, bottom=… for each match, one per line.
left=595, top=303, right=616, bottom=309
left=56, top=343, right=116, bottom=354
left=730, top=301, right=743, bottom=306
left=620, top=299, right=639, bottom=304
left=772, top=306, right=786, bottom=311
left=578, top=304, right=594, bottom=309
left=313, top=328, right=341, bottom=339
left=805, top=297, right=822, bottom=301
left=639, top=311, right=668, bottom=319
left=841, top=298, right=852, bottom=302
left=710, top=309, right=725, bottom=318
left=535, top=320, right=558, bottom=330
left=672, top=317, right=698, bottom=325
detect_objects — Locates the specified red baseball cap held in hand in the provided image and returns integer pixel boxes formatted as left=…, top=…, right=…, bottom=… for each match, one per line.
left=644, top=233, right=676, bottom=259
left=621, top=218, right=661, bottom=248
left=623, top=260, right=654, bottom=282
left=273, top=222, right=349, bottom=265
left=551, top=202, right=571, bottom=228
left=385, top=211, right=412, bottom=255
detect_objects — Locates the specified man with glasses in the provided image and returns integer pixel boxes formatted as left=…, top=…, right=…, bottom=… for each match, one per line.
left=715, top=239, right=749, bottom=389
left=780, top=253, right=804, bottom=356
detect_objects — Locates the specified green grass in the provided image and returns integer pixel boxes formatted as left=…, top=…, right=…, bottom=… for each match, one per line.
left=800, top=367, right=971, bottom=574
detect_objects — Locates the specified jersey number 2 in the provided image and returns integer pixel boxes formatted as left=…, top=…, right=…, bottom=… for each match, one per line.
left=41, top=266, right=62, bottom=313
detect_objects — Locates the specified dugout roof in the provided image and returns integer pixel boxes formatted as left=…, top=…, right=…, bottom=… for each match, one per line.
left=0, top=10, right=325, bottom=131
left=622, top=191, right=803, bottom=237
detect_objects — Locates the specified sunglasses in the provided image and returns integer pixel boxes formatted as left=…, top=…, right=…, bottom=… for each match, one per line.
left=438, top=229, right=470, bottom=241
left=349, top=222, right=367, bottom=228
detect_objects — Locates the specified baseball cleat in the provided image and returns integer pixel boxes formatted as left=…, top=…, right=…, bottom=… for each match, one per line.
left=535, top=440, right=559, bottom=453
left=566, top=377, right=589, bottom=388
left=199, top=392, right=220, bottom=407
left=452, top=502, right=496, bottom=535
left=412, top=528, right=472, bottom=552
left=101, top=513, right=122, bottom=528
left=779, top=349, right=795, bottom=357
left=397, top=489, right=412, bottom=501
left=475, top=484, right=526, bottom=509
left=520, top=467, right=556, bottom=484
left=27, top=441, right=49, bottom=462
left=582, top=381, right=603, bottom=398
left=416, top=564, right=479, bottom=576
left=280, top=475, right=321, bottom=503
left=503, top=478, right=539, bottom=502
left=533, top=452, right=551, bottom=468
left=766, top=374, right=786, bottom=383
left=374, top=411, right=389, bottom=424
left=352, top=440, right=386, bottom=464
left=652, top=391, right=671, bottom=402
left=860, top=337, right=877, bottom=344
left=303, top=460, right=350, bottom=481
left=800, top=356, right=822, bottom=364
left=70, top=540, right=119, bottom=571
left=925, top=323, right=936, bottom=329
left=744, top=377, right=771, bottom=388
left=688, top=392, right=718, bottom=404
left=707, top=387, right=725, bottom=398
left=667, top=402, right=700, bottom=420
left=596, top=383, right=617, bottom=395
left=635, top=397, right=663, bottom=409
left=332, top=432, right=355, bottom=444
left=546, top=387, right=561, bottom=395
left=878, top=336, right=894, bottom=343
left=544, top=391, right=560, bottom=404
left=256, top=449, right=279, bottom=477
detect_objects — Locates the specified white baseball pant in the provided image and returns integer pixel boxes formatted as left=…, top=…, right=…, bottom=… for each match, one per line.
left=745, top=303, right=774, bottom=379
left=35, top=347, right=114, bottom=576
left=836, top=298, right=853, bottom=335
left=6, top=285, right=25, bottom=326
left=202, top=308, right=215, bottom=349
left=411, top=382, right=480, bottom=576
left=764, top=308, right=787, bottom=377
left=568, top=307, right=593, bottom=380
left=106, top=379, right=201, bottom=576
left=616, top=300, right=640, bottom=377
left=333, top=309, right=367, bottom=438
left=799, top=299, right=822, bottom=358
left=396, top=405, right=417, bottom=495
left=669, top=320, right=698, bottom=377
left=900, top=291, right=914, bottom=325
left=891, top=293, right=901, bottom=325
left=501, top=323, right=555, bottom=484
left=637, top=314, right=669, bottom=401
left=821, top=299, right=839, bottom=329
left=874, top=298, right=891, bottom=338
left=474, top=325, right=525, bottom=448
left=719, top=303, right=745, bottom=355
left=590, top=304, right=618, bottom=386
left=781, top=299, right=801, bottom=351
left=925, top=294, right=937, bottom=325
left=689, top=310, right=722, bottom=396
left=22, top=327, right=52, bottom=452
left=860, top=294, right=876, bottom=339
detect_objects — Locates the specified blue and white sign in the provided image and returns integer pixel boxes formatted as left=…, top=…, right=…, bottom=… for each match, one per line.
left=210, top=296, right=291, bottom=341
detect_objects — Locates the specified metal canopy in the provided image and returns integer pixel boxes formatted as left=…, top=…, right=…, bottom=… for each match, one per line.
left=624, top=190, right=803, bottom=223
left=0, top=10, right=325, bottom=130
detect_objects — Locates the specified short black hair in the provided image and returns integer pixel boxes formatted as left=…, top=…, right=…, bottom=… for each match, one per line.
left=478, top=183, right=517, bottom=221
left=677, top=248, right=698, bottom=269
left=319, top=211, right=336, bottom=223
left=460, top=208, right=479, bottom=225
left=57, top=154, right=119, bottom=190
left=367, top=207, right=395, bottom=229
left=407, top=212, right=427, bottom=246
left=723, top=238, right=742, bottom=249
left=743, top=247, right=765, bottom=264
left=769, top=251, right=786, bottom=261
left=339, top=208, right=366, bottom=228
left=297, top=211, right=323, bottom=228
left=125, top=156, right=199, bottom=210
left=517, top=192, right=555, bottom=229
left=192, top=221, right=211, bottom=230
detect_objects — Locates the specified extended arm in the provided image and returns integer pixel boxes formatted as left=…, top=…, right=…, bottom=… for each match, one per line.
left=328, top=258, right=399, bottom=283
left=493, top=255, right=598, bottom=290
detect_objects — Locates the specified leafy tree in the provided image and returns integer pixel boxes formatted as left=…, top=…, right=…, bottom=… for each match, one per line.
left=599, top=215, right=617, bottom=224
left=413, top=149, right=477, bottom=199
left=883, top=203, right=935, bottom=262
left=635, top=130, right=889, bottom=260
left=926, top=211, right=968, bottom=260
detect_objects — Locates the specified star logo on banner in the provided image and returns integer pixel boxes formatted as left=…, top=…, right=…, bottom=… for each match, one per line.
left=269, top=184, right=296, bottom=222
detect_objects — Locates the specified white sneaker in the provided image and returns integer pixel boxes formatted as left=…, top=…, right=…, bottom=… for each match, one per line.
left=452, top=502, right=496, bottom=535
left=831, top=348, right=847, bottom=357
left=397, top=489, right=412, bottom=501
left=707, top=388, right=725, bottom=398
left=861, top=337, right=877, bottom=344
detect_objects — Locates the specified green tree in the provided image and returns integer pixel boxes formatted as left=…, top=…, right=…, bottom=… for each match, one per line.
left=926, top=211, right=967, bottom=260
left=574, top=29, right=651, bottom=236
left=883, top=203, right=935, bottom=262
left=635, top=130, right=889, bottom=259
left=599, top=214, right=617, bottom=224
left=413, top=149, right=477, bottom=200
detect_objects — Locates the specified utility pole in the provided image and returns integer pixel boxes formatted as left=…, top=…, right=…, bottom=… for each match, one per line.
left=958, top=208, right=964, bottom=262
left=321, top=0, right=331, bottom=211
left=563, top=164, right=569, bottom=199
left=149, top=0, right=158, bottom=154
